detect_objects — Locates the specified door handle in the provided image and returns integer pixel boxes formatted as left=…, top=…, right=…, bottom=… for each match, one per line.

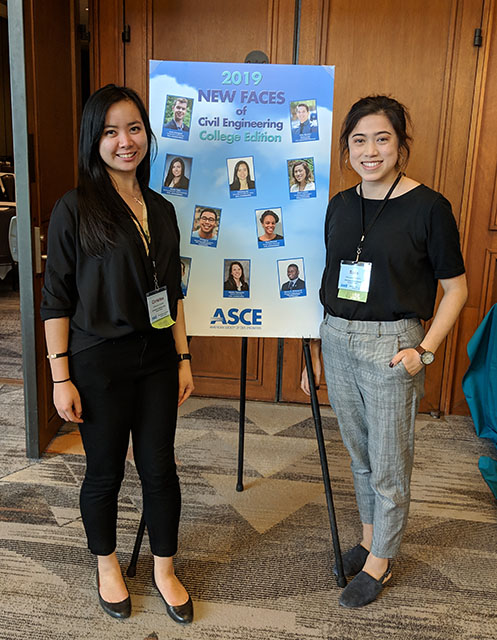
left=34, top=226, right=44, bottom=273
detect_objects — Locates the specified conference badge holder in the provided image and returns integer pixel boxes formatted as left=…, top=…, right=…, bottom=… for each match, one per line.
left=337, top=260, right=372, bottom=303
left=146, top=285, right=175, bottom=329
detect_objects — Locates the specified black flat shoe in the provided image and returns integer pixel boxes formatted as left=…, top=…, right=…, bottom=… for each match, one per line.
left=333, top=544, right=369, bottom=578
left=153, top=575, right=193, bottom=624
left=339, top=562, right=392, bottom=608
left=96, top=570, right=131, bottom=619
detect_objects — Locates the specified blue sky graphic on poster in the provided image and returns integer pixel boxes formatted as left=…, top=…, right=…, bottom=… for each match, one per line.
left=149, top=61, right=334, bottom=337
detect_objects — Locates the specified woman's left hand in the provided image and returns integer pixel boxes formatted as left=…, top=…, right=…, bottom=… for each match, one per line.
left=178, top=361, right=194, bottom=406
left=389, top=348, right=424, bottom=377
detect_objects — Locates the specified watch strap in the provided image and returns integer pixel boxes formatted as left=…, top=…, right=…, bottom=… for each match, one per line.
left=415, top=345, right=435, bottom=365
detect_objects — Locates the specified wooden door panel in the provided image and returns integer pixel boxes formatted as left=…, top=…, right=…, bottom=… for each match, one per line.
left=90, top=0, right=124, bottom=89
left=449, top=5, right=497, bottom=413
left=190, top=336, right=278, bottom=401
left=24, top=0, right=79, bottom=454
left=281, top=0, right=483, bottom=412
left=114, top=0, right=486, bottom=409
left=123, top=0, right=295, bottom=401
left=152, top=0, right=276, bottom=63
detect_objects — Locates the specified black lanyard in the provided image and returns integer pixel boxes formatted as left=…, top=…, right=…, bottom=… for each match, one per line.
left=355, top=171, right=403, bottom=263
left=127, top=204, right=161, bottom=291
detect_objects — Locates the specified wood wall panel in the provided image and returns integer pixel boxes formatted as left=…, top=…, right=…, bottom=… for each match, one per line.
left=121, top=0, right=295, bottom=401
left=123, top=0, right=152, bottom=102
left=190, top=336, right=278, bottom=401
left=281, top=0, right=484, bottom=414
left=24, top=0, right=79, bottom=453
left=90, top=0, right=124, bottom=89
left=150, top=0, right=289, bottom=64
left=447, top=1, right=497, bottom=414
left=482, top=251, right=497, bottom=316
left=90, top=0, right=496, bottom=412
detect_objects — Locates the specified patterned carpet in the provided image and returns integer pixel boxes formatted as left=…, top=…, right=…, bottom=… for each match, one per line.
left=0, top=384, right=496, bottom=640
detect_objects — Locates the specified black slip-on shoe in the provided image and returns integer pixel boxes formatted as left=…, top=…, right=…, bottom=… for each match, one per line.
left=333, top=544, right=369, bottom=578
left=153, top=574, right=194, bottom=625
left=339, top=563, right=392, bottom=608
left=96, top=570, right=131, bottom=619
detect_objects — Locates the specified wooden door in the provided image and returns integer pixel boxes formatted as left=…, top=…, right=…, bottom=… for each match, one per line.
left=280, top=0, right=485, bottom=414
left=23, top=0, right=79, bottom=455
left=92, top=0, right=488, bottom=412
left=448, top=1, right=497, bottom=414
left=120, top=0, right=297, bottom=401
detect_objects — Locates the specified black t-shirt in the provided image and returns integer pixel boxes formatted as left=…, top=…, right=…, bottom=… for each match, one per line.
left=41, top=188, right=183, bottom=354
left=319, top=184, right=465, bottom=321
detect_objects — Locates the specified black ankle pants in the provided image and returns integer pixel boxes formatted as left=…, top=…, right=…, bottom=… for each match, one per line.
left=70, top=330, right=180, bottom=557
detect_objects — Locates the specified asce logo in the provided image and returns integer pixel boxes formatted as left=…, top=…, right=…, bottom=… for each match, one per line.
left=210, top=308, right=263, bottom=325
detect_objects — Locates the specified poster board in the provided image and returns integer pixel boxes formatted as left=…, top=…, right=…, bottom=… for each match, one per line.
left=149, top=60, right=334, bottom=338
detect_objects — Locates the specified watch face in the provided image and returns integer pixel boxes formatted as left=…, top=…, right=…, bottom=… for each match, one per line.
left=420, top=350, right=435, bottom=365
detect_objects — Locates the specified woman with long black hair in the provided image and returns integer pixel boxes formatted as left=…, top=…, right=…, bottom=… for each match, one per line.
left=41, top=85, right=194, bottom=624
left=229, top=160, right=255, bottom=191
left=164, top=156, right=189, bottom=190
left=302, top=95, right=467, bottom=608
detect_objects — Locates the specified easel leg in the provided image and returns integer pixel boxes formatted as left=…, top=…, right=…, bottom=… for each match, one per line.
left=236, top=337, right=248, bottom=492
left=127, top=514, right=146, bottom=577
left=302, top=338, right=346, bottom=587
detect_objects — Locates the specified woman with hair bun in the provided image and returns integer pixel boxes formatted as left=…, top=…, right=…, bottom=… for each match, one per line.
left=258, top=210, right=283, bottom=242
left=302, top=95, right=467, bottom=608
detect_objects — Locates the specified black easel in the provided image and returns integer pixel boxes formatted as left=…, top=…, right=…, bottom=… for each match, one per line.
left=302, top=338, right=345, bottom=586
left=127, top=515, right=145, bottom=577
left=236, top=337, right=248, bottom=492
left=234, top=336, right=345, bottom=587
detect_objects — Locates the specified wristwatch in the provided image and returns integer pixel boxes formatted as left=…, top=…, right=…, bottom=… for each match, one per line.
left=177, top=353, right=192, bottom=363
left=415, top=345, right=435, bottom=365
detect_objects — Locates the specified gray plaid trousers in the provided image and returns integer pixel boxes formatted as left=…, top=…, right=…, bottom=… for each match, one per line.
left=320, top=314, right=425, bottom=558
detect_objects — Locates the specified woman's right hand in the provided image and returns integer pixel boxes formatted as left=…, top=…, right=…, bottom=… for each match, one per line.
left=53, top=381, right=83, bottom=423
left=301, top=359, right=322, bottom=396
left=300, top=339, right=322, bottom=396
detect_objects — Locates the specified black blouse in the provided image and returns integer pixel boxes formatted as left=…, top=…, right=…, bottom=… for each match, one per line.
left=319, top=185, right=465, bottom=322
left=41, top=188, right=183, bottom=354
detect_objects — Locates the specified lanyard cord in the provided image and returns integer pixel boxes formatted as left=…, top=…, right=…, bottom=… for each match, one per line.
left=355, top=171, right=403, bottom=263
left=126, top=201, right=160, bottom=291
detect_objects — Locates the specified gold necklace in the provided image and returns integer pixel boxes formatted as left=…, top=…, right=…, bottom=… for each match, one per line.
left=119, top=189, right=143, bottom=206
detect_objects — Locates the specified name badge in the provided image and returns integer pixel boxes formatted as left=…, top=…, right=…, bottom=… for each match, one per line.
left=337, top=260, right=372, bottom=303
left=146, top=286, right=175, bottom=329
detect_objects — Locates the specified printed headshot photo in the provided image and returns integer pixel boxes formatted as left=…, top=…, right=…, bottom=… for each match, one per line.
left=287, top=158, right=316, bottom=200
left=256, top=208, right=284, bottom=248
left=290, top=100, right=319, bottom=143
left=227, top=156, right=257, bottom=199
left=278, top=258, right=307, bottom=299
left=223, top=259, right=250, bottom=298
left=161, top=95, right=193, bottom=141
left=162, top=155, right=192, bottom=197
left=190, top=205, right=221, bottom=248
left=180, top=257, right=192, bottom=297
